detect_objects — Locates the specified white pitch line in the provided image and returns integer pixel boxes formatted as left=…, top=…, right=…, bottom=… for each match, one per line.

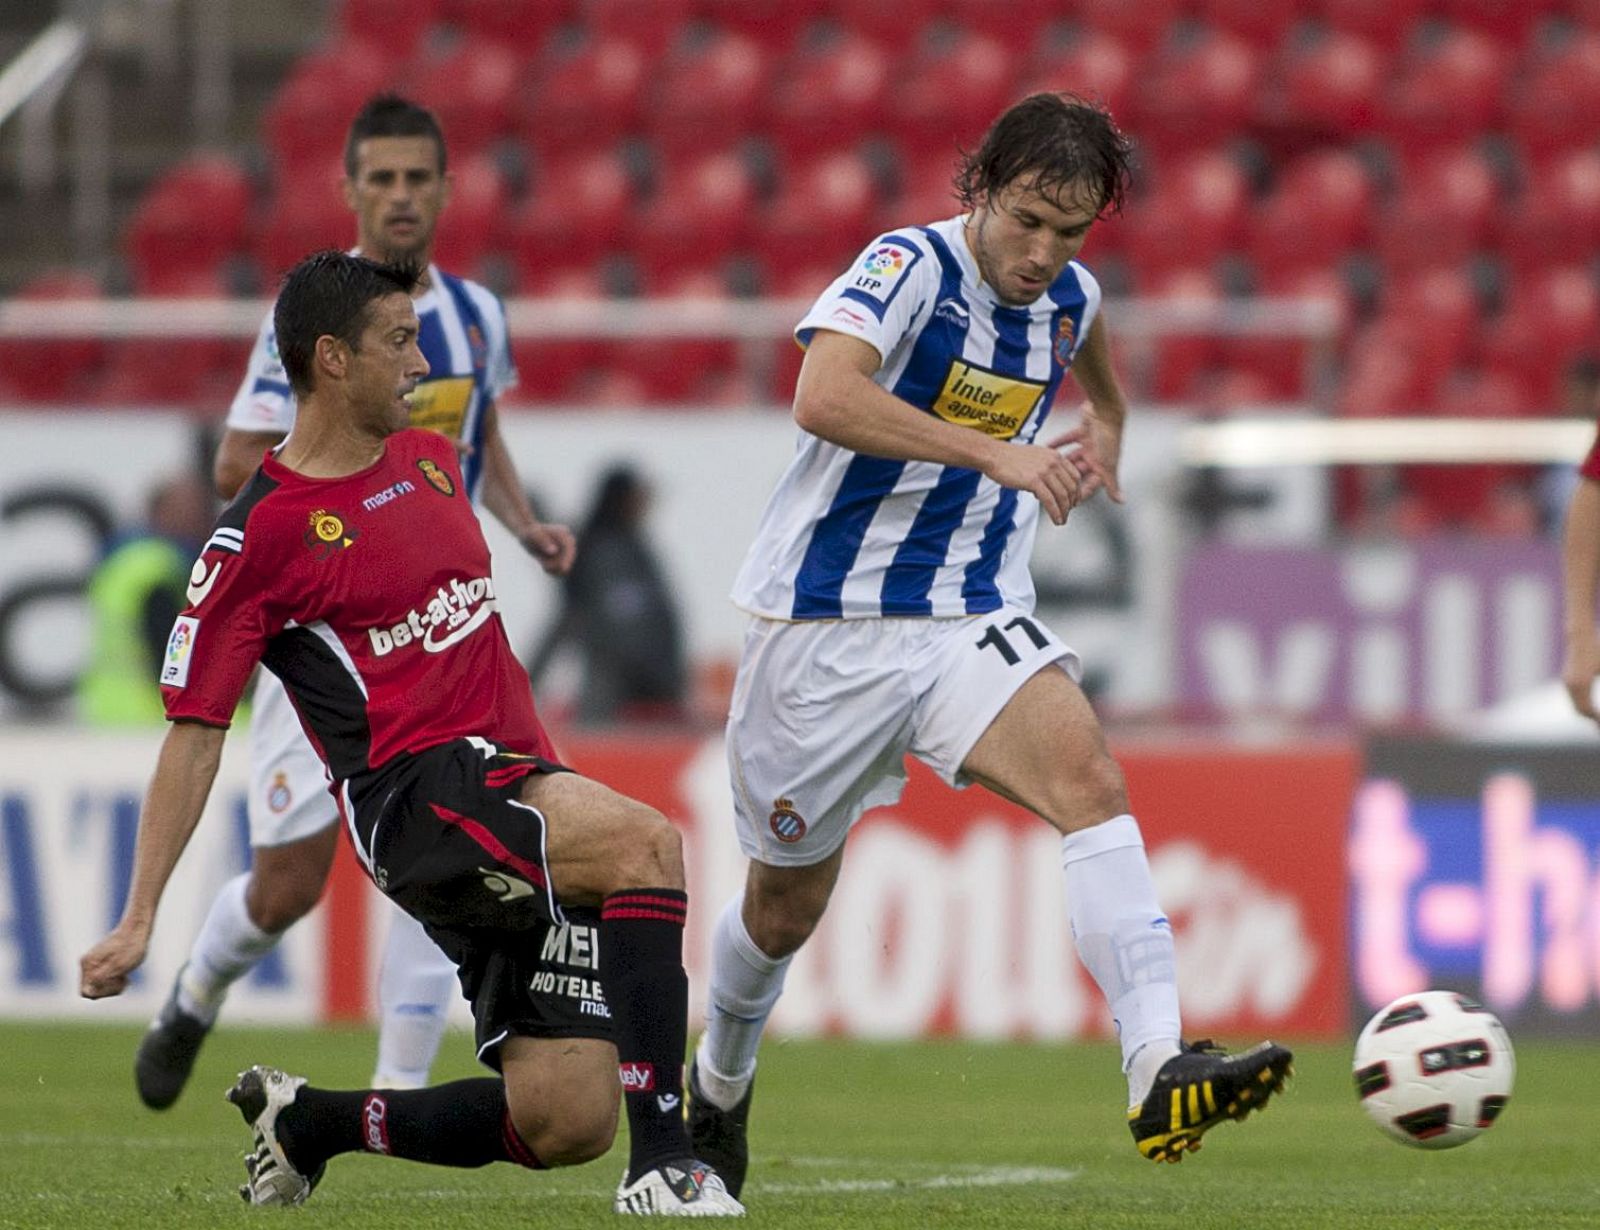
left=755, top=1165, right=1081, bottom=1195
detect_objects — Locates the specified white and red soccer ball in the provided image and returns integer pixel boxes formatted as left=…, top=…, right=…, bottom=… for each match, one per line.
left=1352, top=990, right=1515, bottom=1150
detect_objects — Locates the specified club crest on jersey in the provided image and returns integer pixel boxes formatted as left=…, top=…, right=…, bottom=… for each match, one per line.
left=467, top=322, right=488, bottom=371
left=304, top=509, right=357, bottom=559
left=417, top=458, right=456, bottom=497
left=769, top=797, right=807, bottom=843
left=267, top=771, right=292, bottom=815
left=1054, top=317, right=1077, bottom=366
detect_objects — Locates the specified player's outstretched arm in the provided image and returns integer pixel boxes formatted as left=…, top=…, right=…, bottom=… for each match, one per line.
left=214, top=428, right=286, bottom=500
left=79, top=721, right=226, bottom=999
left=1043, top=315, right=1128, bottom=505
left=478, top=401, right=577, bottom=576
left=796, top=330, right=1085, bottom=526
left=1561, top=475, right=1600, bottom=723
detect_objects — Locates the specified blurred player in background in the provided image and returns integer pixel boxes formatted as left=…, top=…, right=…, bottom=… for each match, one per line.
left=688, top=94, right=1293, bottom=1195
left=133, top=94, right=576, bottom=1111
left=82, top=251, right=741, bottom=1216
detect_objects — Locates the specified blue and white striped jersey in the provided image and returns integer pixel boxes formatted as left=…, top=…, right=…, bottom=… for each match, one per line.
left=225, top=264, right=516, bottom=501
left=732, top=215, right=1103, bottom=621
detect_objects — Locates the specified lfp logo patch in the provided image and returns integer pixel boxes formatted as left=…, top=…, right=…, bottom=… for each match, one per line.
left=161, top=615, right=200, bottom=687
left=851, top=241, right=917, bottom=300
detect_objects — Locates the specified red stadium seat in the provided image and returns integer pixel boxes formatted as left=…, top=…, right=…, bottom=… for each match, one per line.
left=1403, top=369, right=1539, bottom=526
left=829, top=0, right=940, bottom=50
left=1433, top=0, right=1546, bottom=43
left=1478, top=268, right=1600, bottom=408
left=335, top=0, right=442, bottom=61
left=255, top=187, right=352, bottom=282
left=506, top=148, right=634, bottom=287
left=1022, top=29, right=1140, bottom=119
left=1071, top=0, right=1183, bottom=54
left=518, top=34, right=647, bottom=160
left=1499, top=150, right=1600, bottom=275
left=766, top=28, right=892, bottom=159
left=1383, top=267, right=1480, bottom=376
left=1134, top=29, right=1262, bottom=157
left=763, top=151, right=881, bottom=286
left=1249, top=150, right=1374, bottom=276
left=941, top=0, right=1057, bottom=55
left=95, top=272, right=239, bottom=408
left=765, top=263, right=844, bottom=402
left=509, top=265, right=614, bottom=403
left=411, top=38, right=521, bottom=157
left=614, top=269, right=741, bottom=403
left=629, top=150, right=760, bottom=283
left=587, top=0, right=695, bottom=47
left=430, top=155, right=509, bottom=277
left=1506, top=33, right=1600, bottom=160
left=125, top=156, right=254, bottom=293
left=1196, top=0, right=1305, bottom=50
left=1274, top=30, right=1386, bottom=137
left=1376, top=146, right=1499, bottom=274
left=1146, top=268, right=1224, bottom=403
left=0, top=270, right=106, bottom=403
left=1383, top=27, right=1510, bottom=157
left=885, top=29, right=1013, bottom=159
left=1312, top=0, right=1425, bottom=51
left=448, top=0, right=572, bottom=51
left=1117, top=151, right=1249, bottom=285
left=1338, top=320, right=1429, bottom=417
left=263, top=42, right=395, bottom=179
left=1225, top=266, right=1351, bottom=401
left=876, top=149, right=962, bottom=236
left=697, top=0, right=815, bottom=49
left=644, top=28, right=770, bottom=156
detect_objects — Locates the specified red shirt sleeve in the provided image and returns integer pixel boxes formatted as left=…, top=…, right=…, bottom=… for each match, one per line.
left=160, top=511, right=283, bottom=727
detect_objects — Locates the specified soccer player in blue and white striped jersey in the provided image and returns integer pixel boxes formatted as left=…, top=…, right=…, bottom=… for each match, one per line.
left=692, top=95, right=1292, bottom=1188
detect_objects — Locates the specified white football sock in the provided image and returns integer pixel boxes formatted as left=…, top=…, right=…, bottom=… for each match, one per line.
left=1059, top=815, right=1183, bottom=1107
left=371, top=903, right=459, bottom=1088
left=695, top=893, right=792, bottom=1110
left=177, top=872, right=279, bottom=1024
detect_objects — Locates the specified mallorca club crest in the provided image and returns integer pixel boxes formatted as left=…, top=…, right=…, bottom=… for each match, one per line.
left=304, top=509, right=357, bottom=559
left=1053, top=317, right=1077, bottom=367
left=768, top=797, right=807, bottom=844
left=417, top=458, right=456, bottom=497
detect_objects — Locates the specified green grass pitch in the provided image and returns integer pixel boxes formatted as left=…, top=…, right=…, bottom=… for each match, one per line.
left=2, top=1022, right=1595, bottom=1229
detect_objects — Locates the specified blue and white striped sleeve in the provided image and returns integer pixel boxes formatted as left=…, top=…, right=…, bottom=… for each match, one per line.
left=223, top=309, right=296, bottom=434
left=795, top=230, right=934, bottom=365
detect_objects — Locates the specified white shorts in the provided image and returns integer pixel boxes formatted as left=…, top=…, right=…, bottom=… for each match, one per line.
left=726, top=607, right=1080, bottom=867
left=246, top=672, right=339, bottom=847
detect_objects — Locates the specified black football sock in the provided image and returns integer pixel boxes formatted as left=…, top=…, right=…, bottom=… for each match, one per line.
left=277, top=1079, right=544, bottom=1172
left=599, top=888, right=694, bottom=1180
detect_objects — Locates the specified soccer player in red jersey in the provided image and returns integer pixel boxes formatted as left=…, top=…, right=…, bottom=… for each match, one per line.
left=79, top=251, right=743, bottom=1217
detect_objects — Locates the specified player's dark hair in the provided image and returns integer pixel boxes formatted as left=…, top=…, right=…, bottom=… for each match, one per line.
left=955, top=93, right=1132, bottom=218
left=344, top=93, right=447, bottom=178
left=274, top=250, right=422, bottom=396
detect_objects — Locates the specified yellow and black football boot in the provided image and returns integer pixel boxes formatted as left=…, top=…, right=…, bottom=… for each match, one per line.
left=1129, top=1039, right=1294, bottom=1163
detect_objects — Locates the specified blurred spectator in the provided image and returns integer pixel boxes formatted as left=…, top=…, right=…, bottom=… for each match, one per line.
left=528, top=465, right=687, bottom=723
left=77, top=472, right=212, bottom=725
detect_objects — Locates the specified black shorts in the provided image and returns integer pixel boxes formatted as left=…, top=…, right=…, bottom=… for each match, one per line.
left=357, top=738, right=615, bottom=1068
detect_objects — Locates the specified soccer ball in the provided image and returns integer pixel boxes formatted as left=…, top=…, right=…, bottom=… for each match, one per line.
left=1352, top=990, right=1515, bottom=1149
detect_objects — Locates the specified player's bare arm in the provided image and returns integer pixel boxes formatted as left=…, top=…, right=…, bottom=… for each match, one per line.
left=795, top=329, right=1085, bottom=526
left=478, top=401, right=576, bottom=576
left=1045, top=314, right=1128, bottom=504
left=214, top=428, right=285, bottom=500
left=1561, top=475, right=1600, bottom=723
left=79, top=721, right=227, bottom=999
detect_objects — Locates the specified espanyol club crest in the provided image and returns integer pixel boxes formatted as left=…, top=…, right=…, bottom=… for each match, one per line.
left=267, top=771, right=293, bottom=814
left=768, top=797, right=807, bottom=843
left=1054, top=317, right=1076, bottom=366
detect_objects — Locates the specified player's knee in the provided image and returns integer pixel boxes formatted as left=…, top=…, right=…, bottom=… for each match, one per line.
left=743, top=886, right=826, bottom=960
left=513, top=1099, right=617, bottom=1167
left=1051, top=753, right=1129, bottom=833
left=606, top=804, right=685, bottom=892
left=244, top=873, right=321, bottom=933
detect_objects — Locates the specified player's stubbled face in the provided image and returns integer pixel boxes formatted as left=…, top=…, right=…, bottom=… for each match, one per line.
left=349, top=292, right=429, bottom=435
left=966, top=176, right=1099, bottom=306
left=346, top=135, right=449, bottom=264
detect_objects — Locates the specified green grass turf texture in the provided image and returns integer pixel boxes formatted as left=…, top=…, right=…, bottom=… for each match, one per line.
left=2, top=1022, right=1594, bottom=1229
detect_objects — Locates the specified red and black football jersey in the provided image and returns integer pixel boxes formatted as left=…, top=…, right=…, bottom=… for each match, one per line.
left=159, top=428, right=555, bottom=781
